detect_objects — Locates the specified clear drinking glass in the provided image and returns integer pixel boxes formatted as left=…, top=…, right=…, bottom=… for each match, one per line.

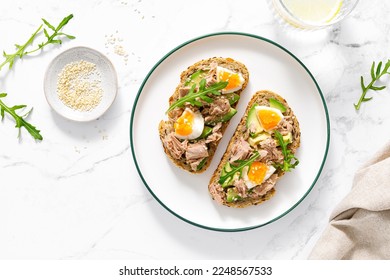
left=269, top=0, right=359, bottom=30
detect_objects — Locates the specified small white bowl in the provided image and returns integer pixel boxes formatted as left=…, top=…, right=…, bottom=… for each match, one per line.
left=44, top=46, right=118, bottom=122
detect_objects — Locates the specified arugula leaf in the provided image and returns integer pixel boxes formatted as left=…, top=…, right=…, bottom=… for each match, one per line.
left=0, top=93, right=43, bottom=140
left=274, top=130, right=298, bottom=172
left=218, top=151, right=260, bottom=185
left=0, top=14, right=75, bottom=72
left=0, top=25, right=42, bottom=71
left=354, top=59, right=390, bottom=110
left=31, top=14, right=75, bottom=53
left=0, top=14, right=74, bottom=141
left=166, top=79, right=228, bottom=113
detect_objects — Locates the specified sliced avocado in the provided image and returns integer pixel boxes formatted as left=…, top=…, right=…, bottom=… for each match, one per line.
left=221, top=176, right=232, bottom=188
left=269, top=98, right=286, bottom=113
left=205, top=108, right=237, bottom=126
left=226, top=93, right=240, bottom=105
left=220, top=108, right=237, bottom=122
left=196, top=157, right=208, bottom=171
left=283, top=132, right=292, bottom=143
left=248, top=132, right=271, bottom=147
left=246, top=103, right=263, bottom=136
left=274, top=132, right=292, bottom=147
left=221, top=171, right=240, bottom=188
left=185, top=70, right=209, bottom=86
left=226, top=188, right=241, bottom=203
left=196, top=126, right=213, bottom=140
left=220, top=166, right=236, bottom=188
left=221, top=162, right=233, bottom=177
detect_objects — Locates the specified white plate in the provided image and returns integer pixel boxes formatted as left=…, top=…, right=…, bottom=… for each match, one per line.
left=130, top=32, right=329, bottom=231
left=44, top=46, right=118, bottom=122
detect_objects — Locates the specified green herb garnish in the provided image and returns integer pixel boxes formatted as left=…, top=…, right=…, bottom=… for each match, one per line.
left=0, top=14, right=74, bottom=140
left=274, top=130, right=298, bottom=172
left=218, top=151, right=260, bottom=185
left=354, top=60, right=390, bottom=110
left=0, top=93, right=43, bottom=140
left=0, top=14, right=75, bottom=71
left=166, top=79, right=228, bottom=113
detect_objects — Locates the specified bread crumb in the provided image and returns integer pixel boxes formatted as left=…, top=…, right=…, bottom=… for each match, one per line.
left=57, top=60, right=103, bottom=111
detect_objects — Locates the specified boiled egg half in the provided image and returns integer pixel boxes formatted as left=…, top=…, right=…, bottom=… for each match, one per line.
left=174, top=108, right=204, bottom=140
left=242, top=162, right=276, bottom=189
left=255, top=106, right=284, bottom=131
left=216, top=66, right=245, bottom=94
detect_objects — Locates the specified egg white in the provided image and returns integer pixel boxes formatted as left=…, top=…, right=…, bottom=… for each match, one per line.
left=216, top=66, right=245, bottom=94
left=174, top=108, right=204, bottom=140
left=242, top=164, right=276, bottom=189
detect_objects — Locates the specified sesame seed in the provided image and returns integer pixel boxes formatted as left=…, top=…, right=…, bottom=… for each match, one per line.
left=57, top=60, right=103, bottom=112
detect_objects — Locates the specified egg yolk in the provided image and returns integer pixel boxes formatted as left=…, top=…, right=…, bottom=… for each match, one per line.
left=257, top=109, right=282, bottom=131
left=174, top=110, right=194, bottom=136
left=218, top=70, right=241, bottom=91
left=248, top=162, right=268, bottom=185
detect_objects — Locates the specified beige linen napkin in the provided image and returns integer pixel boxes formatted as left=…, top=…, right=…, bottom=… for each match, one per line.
left=309, top=142, right=390, bottom=259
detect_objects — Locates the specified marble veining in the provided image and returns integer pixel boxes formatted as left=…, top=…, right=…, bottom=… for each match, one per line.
left=1, top=0, right=390, bottom=260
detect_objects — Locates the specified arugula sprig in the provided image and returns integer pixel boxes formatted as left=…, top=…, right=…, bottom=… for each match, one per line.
left=0, top=25, right=41, bottom=71
left=0, top=93, right=42, bottom=140
left=218, top=151, right=260, bottom=185
left=0, top=14, right=74, bottom=140
left=0, top=14, right=75, bottom=71
left=274, top=131, right=298, bottom=172
left=29, top=15, right=75, bottom=53
left=354, top=60, right=390, bottom=110
left=166, top=79, right=228, bottom=113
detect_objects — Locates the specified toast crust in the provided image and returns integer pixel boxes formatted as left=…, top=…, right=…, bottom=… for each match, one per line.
left=208, top=90, right=301, bottom=208
left=159, top=57, right=249, bottom=173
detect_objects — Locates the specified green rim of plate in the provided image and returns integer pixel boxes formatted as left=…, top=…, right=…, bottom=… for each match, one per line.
left=129, top=31, right=330, bottom=232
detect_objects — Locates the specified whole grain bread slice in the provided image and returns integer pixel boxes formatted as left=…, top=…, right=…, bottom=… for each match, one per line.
left=159, top=57, right=249, bottom=173
left=208, top=90, right=301, bottom=208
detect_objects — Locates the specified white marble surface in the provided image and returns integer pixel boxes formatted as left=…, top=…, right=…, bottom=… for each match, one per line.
left=1, top=0, right=389, bottom=260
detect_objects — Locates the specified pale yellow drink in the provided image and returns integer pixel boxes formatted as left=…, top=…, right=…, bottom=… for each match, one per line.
left=282, top=0, right=342, bottom=24
left=270, top=0, right=358, bottom=29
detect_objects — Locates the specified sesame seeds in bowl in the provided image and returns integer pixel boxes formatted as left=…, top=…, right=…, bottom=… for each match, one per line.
left=44, top=46, right=118, bottom=122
